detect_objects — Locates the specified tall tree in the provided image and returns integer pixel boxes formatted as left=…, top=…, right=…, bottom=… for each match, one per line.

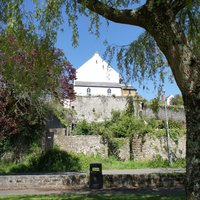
left=0, top=0, right=76, bottom=142
left=71, top=1, right=199, bottom=199
left=2, top=0, right=200, bottom=199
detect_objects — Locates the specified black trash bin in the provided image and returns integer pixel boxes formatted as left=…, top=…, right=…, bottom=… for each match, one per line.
left=89, top=163, right=103, bottom=189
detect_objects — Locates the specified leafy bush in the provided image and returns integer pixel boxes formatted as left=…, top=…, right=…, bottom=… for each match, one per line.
left=73, top=120, right=93, bottom=135
left=150, top=98, right=160, bottom=119
left=110, top=114, right=145, bottom=137
left=73, top=120, right=107, bottom=135
left=46, top=101, right=75, bottom=127
left=168, top=119, right=184, bottom=129
left=148, top=155, right=169, bottom=168
left=110, top=110, right=121, bottom=123
left=0, top=147, right=81, bottom=173
left=32, top=148, right=81, bottom=172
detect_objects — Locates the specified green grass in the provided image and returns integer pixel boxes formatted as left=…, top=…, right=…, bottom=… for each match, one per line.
left=0, top=151, right=185, bottom=174
left=0, top=194, right=186, bottom=200
left=76, top=154, right=185, bottom=171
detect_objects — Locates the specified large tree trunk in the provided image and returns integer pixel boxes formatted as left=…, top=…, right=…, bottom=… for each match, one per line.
left=184, top=90, right=200, bottom=199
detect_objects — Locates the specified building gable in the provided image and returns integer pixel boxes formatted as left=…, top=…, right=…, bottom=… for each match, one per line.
left=76, top=52, right=120, bottom=83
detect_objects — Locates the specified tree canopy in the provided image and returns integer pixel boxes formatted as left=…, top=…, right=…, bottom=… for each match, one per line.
left=0, top=0, right=76, bottom=142
left=1, top=1, right=200, bottom=199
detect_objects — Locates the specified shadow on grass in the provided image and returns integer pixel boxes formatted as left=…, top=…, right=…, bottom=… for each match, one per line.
left=9, top=148, right=81, bottom=173
left=0, top=194, right=186, bottom=200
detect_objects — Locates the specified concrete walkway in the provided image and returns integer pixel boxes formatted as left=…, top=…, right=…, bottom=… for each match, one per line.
left=102, top=168, right=185, bottom=175
left=0, top=188, right=185, bottom=196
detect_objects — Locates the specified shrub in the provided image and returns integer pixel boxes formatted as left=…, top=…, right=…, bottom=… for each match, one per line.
left=31, top=148, right=81, bottom=172
left=168, top=119, right=184, bottom=129
left=3, top=147, right=81, bottom=173
left=150, top=98, right=160, bottom=119
left=73, top=120, right=92, bottom=135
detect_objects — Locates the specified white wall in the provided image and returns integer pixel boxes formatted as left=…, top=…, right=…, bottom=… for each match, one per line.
left=76, top=52, right=120, bottom=83
left=75, top=86, right=122, bottom=96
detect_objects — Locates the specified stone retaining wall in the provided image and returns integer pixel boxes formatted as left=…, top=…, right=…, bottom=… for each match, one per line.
left=130, top=134, right=186, bottom=161
left=48, top=129, right=186, bottom=161
left=0, top=173, right=88, bottom=190
left=0, top=172, right=185, bottom=190
left=71, top=96, right=185, bottom=122
left=53, top=132, right=108, bottom=158
left=103, top=173, right=185, bottom=189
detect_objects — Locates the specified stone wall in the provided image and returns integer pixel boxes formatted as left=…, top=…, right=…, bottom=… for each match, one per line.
left=0, top=173, right=88, bottom=190
left=49, top=129, right=186, bottom=161
left=71, top=96, right=185, bottom=122
left=71, top=96, right=139, bottom=122
left=144, top=107, right=186, bottom=123
left=51, top=129, right=108, bottom=158
left=0, top=171, right=185, bottom=190
left=130, top=134, right=186, bottom=161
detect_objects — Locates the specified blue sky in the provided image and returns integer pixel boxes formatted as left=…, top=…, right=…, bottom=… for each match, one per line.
left=24, top=0, right=181, bottom=101
left=55, top=14, right=181, bottom=101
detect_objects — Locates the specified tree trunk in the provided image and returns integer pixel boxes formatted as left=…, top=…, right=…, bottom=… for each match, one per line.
left=184, top=91, right=200, bottom=200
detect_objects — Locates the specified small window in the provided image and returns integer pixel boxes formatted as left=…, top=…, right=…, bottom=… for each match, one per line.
left=128, top=90, right=131, bottom=95
left=107, top=88, right=111, bottom=96
left=87, top=88, right=91, bottom=96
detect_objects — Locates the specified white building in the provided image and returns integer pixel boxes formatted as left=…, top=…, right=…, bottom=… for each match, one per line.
left=74, top=52, right=123, bottom=96
left=166, top=95, right=174, bottom=106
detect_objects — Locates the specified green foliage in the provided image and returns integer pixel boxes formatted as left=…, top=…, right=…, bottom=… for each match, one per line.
left=0, top=148, right=186, bottom=174
left=73, top=111, right=185, bottom=155
left=0, top=1, right=76, bottom=161
left=32, top=148, right=81, bottom=172
left=177, top=0, right=200, bottom=57
left=5, top=1, right=197, bottom=91
left=110, top=113, right=148, bottom=138
left=170, top=95, right=184, bottom=106
left=73, top=120, right=94, bottom=135
left=46, top=101, right=75, bottom=127
left=0, top=88, right=47, bottom=162
left=0, top=29, right=76, bottom=101
left=150, top=98, right=160, bottom=119
left=111, top=110, right=121, bottom=123
left=112, top=32, right=167, bottom=89
left=151, top=128, right=185, bottom=141
left=168, top=120, right=184, bottom=129
left=147, top=117, right=186, bottom=140
left=73, top=110, right=151, bottom=138
left=0, top=146, right=81, bottom=173
left=126, top=96, right=135, bottom=116
left=147, top=118, right=162, bottom=129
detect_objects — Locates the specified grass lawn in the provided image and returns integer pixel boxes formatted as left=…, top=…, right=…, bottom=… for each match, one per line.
left=0, top=194, right=186, bottom=200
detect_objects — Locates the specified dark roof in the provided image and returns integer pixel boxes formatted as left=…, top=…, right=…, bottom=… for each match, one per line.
left=74, top=81, right=122, bottom=88
left=74, top=81, right=136, bottom=91
left=121, top=85, right=136, bottom=90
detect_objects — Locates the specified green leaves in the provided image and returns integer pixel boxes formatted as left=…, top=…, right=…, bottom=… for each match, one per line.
left=1, top=28, right=76, bottom=100
left=104, top=31, right=168, bottom=90
left=177, top=0, right=200, bottom=56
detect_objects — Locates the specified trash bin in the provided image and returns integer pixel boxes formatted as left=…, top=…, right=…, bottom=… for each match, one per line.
left=89, top=163, right=103, bottom=189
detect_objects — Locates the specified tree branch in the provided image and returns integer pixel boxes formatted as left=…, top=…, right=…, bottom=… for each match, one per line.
left=77, top=0, right=146, bottom=27
left=170, top=0, right=189, bottom=15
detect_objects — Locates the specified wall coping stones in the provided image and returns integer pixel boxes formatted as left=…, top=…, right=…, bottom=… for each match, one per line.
left=0, top=169, right=186, bottom=190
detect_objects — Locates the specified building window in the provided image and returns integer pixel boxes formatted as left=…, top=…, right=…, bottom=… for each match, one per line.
left=107, top=88, right=111, bottom=96
left=128, top=90, right=131, bottom=95
left=87, top=88, right=91, bottom=96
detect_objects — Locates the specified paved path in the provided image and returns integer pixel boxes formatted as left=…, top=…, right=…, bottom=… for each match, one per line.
left=102, top=168, right=185, bottom=175
left=0, top=188, right=185, bottom=196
